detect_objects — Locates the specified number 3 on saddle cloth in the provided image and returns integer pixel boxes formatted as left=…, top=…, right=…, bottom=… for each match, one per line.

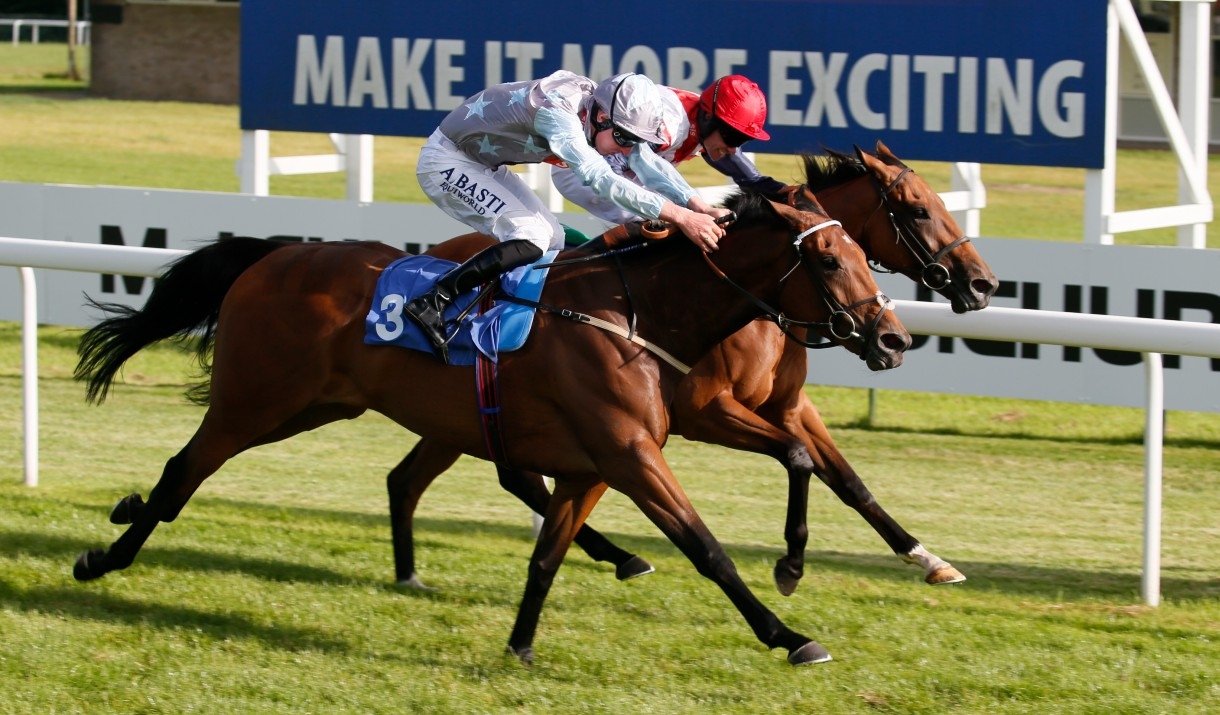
left=364, top=246, right=563, bottom=463
left=363, top=247, right=560, bottom=366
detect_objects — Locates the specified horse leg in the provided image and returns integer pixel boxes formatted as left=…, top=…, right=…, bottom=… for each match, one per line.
left=792, top=393, right=965, bottom=586
left=76, top=403, right=362, bottom=582
left=386, top=440, right=461, bottom=589
left=386, top=439, right=652, bottom=586
left=494, top=465, right=654, bottom=581
left=610, top=441, right=829, bottom=666
left=676, top=391, right=815, bottom=595
left=74, top=429, right=236, bottom=581
left=505, top=477, right=608, bottom=664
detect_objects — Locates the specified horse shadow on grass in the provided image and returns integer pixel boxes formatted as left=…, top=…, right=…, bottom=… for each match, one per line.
left=0, top=529, right=354, bottom=654
left=8, top=493, right=1215, bottom=649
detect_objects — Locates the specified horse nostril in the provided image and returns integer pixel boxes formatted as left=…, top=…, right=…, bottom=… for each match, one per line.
left=972, top=278, right=999, bottom=298
left=880, top=331, right=910, bottom=353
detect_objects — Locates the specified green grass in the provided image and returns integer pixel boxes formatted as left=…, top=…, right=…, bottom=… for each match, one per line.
left=2, top=324, right=1219, bottom=714
left=2, top=45, right=1219, bottom=713
left=0, top=41, right=88, bottom=91
left=1, top=44, right=1216, bottom=245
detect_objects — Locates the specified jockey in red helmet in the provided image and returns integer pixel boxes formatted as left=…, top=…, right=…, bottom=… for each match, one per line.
left=697, top=74, right=772, bottom=149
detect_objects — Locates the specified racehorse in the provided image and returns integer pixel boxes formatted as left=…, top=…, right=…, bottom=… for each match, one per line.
left=389, top=141, right=999, bottom=595
left=72, top=188, right=910, bottom=666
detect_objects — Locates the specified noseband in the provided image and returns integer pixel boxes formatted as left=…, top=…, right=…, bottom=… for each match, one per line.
left=702, top=217, right=895, bottom=357
left=862, top=166, right=971, bottom=290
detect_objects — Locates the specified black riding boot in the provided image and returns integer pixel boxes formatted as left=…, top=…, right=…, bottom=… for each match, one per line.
left=404, top=239, right=544, bottom=357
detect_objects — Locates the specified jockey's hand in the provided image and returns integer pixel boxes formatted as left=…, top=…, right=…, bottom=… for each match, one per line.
left=673, top=208, right=726, bottom=253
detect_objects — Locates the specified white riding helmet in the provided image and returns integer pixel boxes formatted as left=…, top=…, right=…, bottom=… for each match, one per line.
left=589, top=73, right=670, bottom=147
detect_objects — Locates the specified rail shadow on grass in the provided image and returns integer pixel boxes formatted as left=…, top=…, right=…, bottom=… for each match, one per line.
left=832, top=420, right=1220, bottom=450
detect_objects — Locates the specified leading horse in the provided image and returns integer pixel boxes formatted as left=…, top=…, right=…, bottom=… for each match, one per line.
left=73, top=190, right=909, bottom=666
left=390, top=142, right=999, bottom=594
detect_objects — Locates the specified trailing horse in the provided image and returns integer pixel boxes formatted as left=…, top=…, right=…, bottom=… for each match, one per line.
left=389, top=142, right=999, bottom=594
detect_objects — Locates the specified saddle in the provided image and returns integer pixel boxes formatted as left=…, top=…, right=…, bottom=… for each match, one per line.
left=363, top=223, right=658, bottom=365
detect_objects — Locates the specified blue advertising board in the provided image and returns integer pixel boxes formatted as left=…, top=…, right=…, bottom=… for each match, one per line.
left=240, top=0, right=1108, bottom=168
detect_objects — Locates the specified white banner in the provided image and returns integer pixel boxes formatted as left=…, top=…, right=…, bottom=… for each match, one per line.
left=810, top=241, right=1220, bottom=413
left=1, top=182, right=1216, bottom=412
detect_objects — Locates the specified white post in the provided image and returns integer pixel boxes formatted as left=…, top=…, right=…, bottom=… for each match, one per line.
left=11, top=19, right=21, bottom=46
left=20, top=267, right=38, bottom=487
left=1176, top=1, right=1212, bottom=249
left=949, top=162, right=984, bottom=236
left=1085, top=0, right=1120, bottom=244
left=525, top=163, right=564, bottom=213
left=239, top=129, right=271, bottom=196
left=345, top=134, right=374, bottom=202
left=1141, top=352, right=1164, bottom=607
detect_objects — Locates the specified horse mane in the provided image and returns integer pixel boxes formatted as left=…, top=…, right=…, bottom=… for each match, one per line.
left=724, top=187, right=824, bottom=225
left=799, top=148, right=906, bottom=193
left=723, top=186, right=830, bottom=226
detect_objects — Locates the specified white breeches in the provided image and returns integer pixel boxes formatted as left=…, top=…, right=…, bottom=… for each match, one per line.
left=416, top=130, right=565, bottom=253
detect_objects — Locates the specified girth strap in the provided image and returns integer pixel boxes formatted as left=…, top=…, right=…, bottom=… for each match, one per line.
left=474, top=291, right=511, bottom=465
left=499, top=294, right=692, bottom=374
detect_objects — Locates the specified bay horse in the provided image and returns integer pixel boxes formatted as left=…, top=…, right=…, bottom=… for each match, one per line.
left=72, top=189, right=910, bottom=666
left=390, top=141, right=999, bottom=595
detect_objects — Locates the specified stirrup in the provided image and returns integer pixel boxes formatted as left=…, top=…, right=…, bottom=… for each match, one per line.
left=404, top=291, right=453, bottom=362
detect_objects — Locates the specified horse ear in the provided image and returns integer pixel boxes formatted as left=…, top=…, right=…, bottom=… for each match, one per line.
left=874, top=139, right=899, bottom=164
left=856, top=145, right=883, bottom=174
left=765, top=196, right=804, bottom=226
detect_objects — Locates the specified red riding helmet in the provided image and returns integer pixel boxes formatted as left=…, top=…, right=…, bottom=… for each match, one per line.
left=699, top=75, right=770, bottom=141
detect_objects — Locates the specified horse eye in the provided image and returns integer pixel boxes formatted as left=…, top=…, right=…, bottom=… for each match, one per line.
left=911, top=207, right=930, bottom=220
left=820, top=255, right=840, bottom=270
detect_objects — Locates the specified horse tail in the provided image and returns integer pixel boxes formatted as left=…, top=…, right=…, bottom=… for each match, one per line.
left=75, top=237, right=291, bottom=405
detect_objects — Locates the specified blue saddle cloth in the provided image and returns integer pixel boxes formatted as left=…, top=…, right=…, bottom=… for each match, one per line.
left=364, top=249, right=558, bottom=365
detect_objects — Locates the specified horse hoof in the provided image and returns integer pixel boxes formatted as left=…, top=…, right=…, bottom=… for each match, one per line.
left=787, top=641, right=832, bottom=666
left=109, top=493, right=144, bottom=525
left=773, top=560, right=801, bottom=597
left=73, top=549, right=107, bottom=581
left=615, top=555, right=655, bottom=581
left=396, top=573, right=437, bottom=591
left=506, top=645, right=534, bottom=666
left=926, top=565, right=966, bottom=585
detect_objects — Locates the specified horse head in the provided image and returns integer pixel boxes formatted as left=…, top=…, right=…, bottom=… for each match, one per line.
left=719, top=191, right=910, bottom=371
left=799, top=141, right=999, bottom=314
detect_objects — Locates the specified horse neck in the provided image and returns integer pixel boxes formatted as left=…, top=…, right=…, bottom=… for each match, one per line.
left=564, top=229, right=793, bottom=369
left=811, top=177, right=879, bottom=243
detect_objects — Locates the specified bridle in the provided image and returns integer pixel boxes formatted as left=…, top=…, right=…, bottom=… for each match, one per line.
left=700, top=216, right=895, bottom=356
left=859, top=165, right=971, bottom=291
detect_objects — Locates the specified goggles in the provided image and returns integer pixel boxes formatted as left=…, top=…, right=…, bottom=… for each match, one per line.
left=716, top=119, right=752, bottom=148
left=610, top=126, right=642, bottom=148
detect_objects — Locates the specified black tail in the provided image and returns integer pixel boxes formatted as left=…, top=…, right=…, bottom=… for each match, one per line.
left=74, top=237, right=291, bottom=405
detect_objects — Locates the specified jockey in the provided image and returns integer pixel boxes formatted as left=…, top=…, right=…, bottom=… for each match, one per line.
left=552, top=75, right=787, bottom=225
left=407, top=71, right=730, bottom=354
